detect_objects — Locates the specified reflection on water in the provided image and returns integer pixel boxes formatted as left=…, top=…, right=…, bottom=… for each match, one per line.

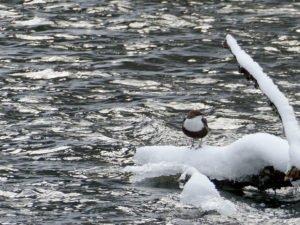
left=0, top=0, right=299, bottom=224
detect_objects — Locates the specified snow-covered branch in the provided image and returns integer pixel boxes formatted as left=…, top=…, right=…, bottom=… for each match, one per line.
left=131, top=133, right=289, bottom=183
left=126, top=133, right=293, bottom=215
left=224, top=34, right=300, bottom=170
left=126, top=35, right=300, bottom=215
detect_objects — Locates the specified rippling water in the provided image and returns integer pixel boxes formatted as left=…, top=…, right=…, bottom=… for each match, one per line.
left=0, top=0, right=299, bottom=224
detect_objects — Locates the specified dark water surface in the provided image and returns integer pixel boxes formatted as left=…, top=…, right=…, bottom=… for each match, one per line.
left=0, top=0, right=299, bottom=224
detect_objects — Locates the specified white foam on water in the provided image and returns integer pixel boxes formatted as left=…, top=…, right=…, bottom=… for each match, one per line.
left=26, top=146, right=70, bottom=156
left=209, top=117, right=245, bottom=130
left=0, top=190, right=18, bottom=198
left=56, top=20, right=98, bottom=29
left=24, top=0, right=47, bottom=4
left=110, top=79, right=160, bottom=87
left=15, top=34, right=54, bottom=41
left=0, top=9, right=19, bottom=18
left=14, top=16, right=54, bottom=27
left=14, top=68, right=70, bottom=79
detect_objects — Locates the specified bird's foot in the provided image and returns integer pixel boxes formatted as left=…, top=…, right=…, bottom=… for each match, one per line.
left=196, top=139, right=203, bottom=149
left=189, top=139, right=203, bottom=150
left=189, top=144, right=202, bottom=150
left=197, top=144, right=203, bottom=149
left=189, top=145, right=197, bottom=150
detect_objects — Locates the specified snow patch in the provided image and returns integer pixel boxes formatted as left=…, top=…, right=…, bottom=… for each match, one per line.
left=127, top=133, right=289, bottom=215
left=133, top=133, right=289, bottom=180
left=180, top=168, right=236, bottom=216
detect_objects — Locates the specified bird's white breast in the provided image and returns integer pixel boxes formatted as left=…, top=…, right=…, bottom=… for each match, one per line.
left=183, top=116, right=204, bottom=132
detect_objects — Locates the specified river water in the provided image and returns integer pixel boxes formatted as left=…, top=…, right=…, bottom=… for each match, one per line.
left=0, top=0, right=299, bottom=224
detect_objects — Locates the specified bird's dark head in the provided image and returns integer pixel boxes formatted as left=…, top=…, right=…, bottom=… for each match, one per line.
left=186, top=110, right=203, bottom=119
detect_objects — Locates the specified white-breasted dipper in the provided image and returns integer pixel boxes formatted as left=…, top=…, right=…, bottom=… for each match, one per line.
left=182, top=110, right=209, bottom=148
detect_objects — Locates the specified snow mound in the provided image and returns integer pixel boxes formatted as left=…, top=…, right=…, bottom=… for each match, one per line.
left=180, top=168, right=236, bottom=216
left=133, top=133, right=289, bottom=180
left=126, top=163, right=237, bottom=215
left=126, top=133, right=289, bottom=215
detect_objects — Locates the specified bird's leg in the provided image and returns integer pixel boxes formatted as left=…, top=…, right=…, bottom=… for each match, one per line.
left=197, top=138, right=203, bottom=149
left=190, top=139, right=195, bottom=149
left=200, top=138, right=203, bottom=147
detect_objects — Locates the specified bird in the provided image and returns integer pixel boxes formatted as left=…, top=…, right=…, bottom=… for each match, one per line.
left=182, top=110, right=209, bottom=149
